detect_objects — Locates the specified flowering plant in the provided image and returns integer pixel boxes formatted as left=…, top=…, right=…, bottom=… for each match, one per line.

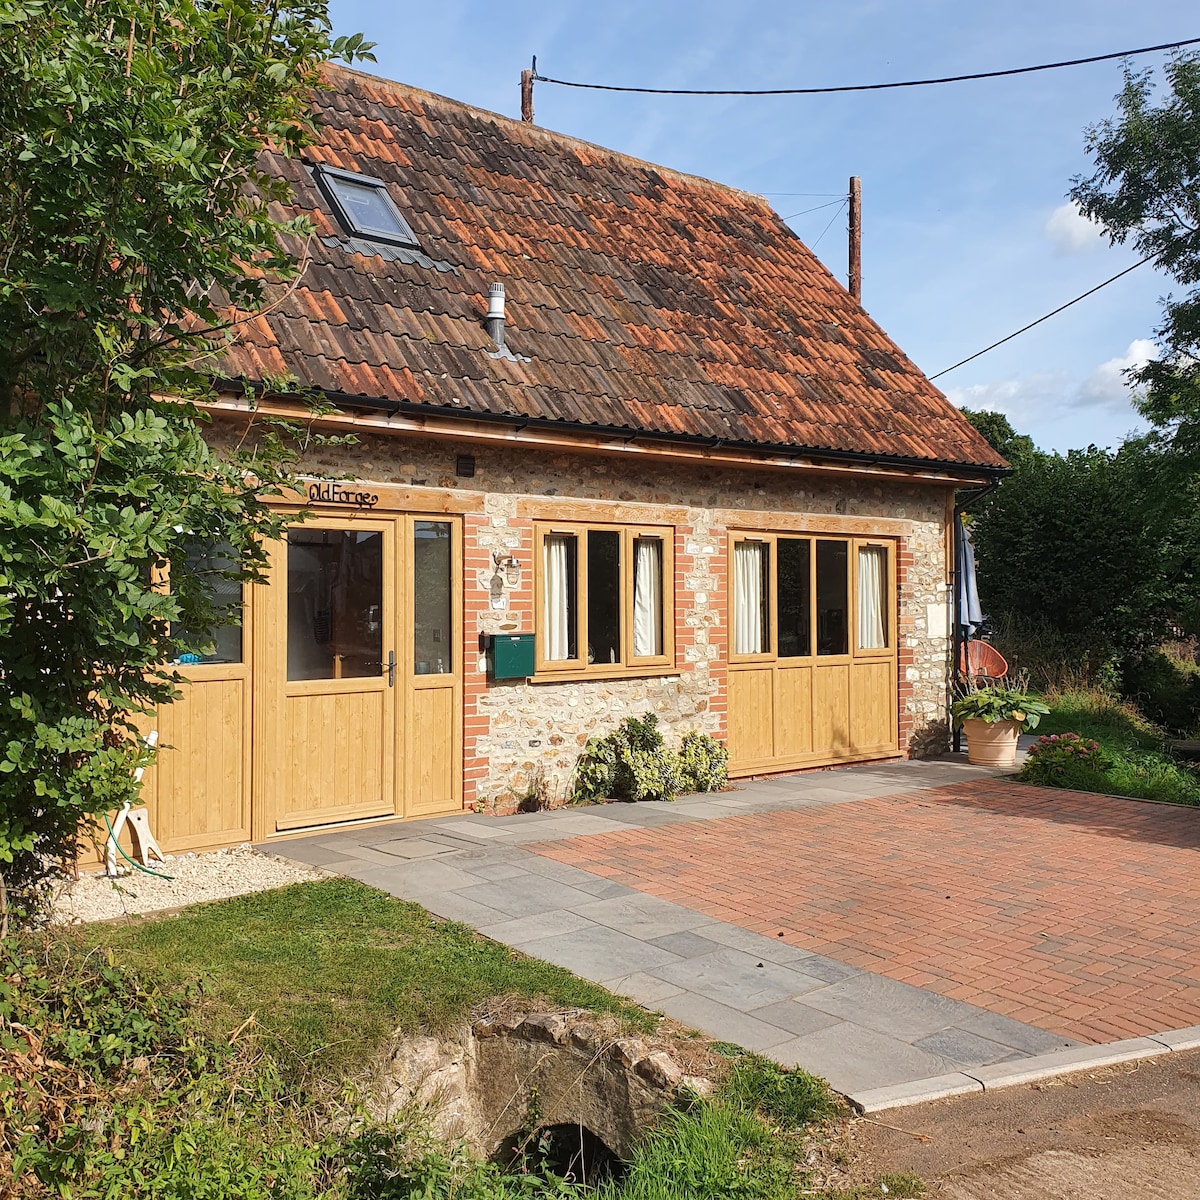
left=950, top=684, right=1050, bottom=731
left=1020, top=732, right=1110, bottom=787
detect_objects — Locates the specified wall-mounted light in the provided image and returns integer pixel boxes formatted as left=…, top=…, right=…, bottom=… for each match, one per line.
left=493, top=549, right=521, bottom=587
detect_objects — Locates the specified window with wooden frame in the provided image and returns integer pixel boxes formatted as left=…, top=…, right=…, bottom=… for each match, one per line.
left=534, top=522, right=675, bottom=677
left=729, top=533, right=894, bottom=662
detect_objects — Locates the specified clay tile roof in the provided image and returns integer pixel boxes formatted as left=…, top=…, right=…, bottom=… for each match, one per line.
left=214, top=65, right=1006, bottom=474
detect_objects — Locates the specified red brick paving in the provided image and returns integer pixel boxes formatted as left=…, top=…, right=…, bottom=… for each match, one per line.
left=531, top=782, right=1200, bottom=1044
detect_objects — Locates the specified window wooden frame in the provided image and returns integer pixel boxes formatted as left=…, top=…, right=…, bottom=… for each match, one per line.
left=729, top=530, right=895, bottom=665
left=533, top=521, right=675, bottom=679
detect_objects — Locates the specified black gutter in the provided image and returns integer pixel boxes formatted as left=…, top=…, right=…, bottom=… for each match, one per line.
left=214, top=378, right=1012, bottom=484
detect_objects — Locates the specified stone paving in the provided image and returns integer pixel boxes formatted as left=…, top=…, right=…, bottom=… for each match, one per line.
left=534, top=780, right=1200, bottom=1045
left=270, top=758, right=1098, bottom=1097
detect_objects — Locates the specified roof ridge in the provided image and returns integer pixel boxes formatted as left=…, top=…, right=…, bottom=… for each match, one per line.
left=319, top=63, right=777, bottom=210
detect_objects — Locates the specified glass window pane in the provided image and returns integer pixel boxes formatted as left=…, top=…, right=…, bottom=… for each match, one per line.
left=777, top=538, right=811, bottom=658
left=329, top=177, right=416, bottom=243
left=816, top=540, right=849, bottom=656
left=733, top=540, right=769, bottom=655
left=587, top=530, right=622, bottom=665
left=414, top=521, right=452, bottom=674
left=172, top=541, right=243, bottom=665
left=543, top=534, right=578, bottom=661
left=287, top=528, right=384, bottom=681
left=632, top=537, right=664, bottom=657
left=857, top=545, right=888, bottom=649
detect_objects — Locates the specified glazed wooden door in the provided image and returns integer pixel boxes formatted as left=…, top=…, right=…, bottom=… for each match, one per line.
left=270, top=519, right=397, bottom=831
left=727, top=533, right=898, bottom=775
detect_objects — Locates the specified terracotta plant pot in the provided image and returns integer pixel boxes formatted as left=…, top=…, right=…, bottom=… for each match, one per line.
left=962, top=718, right=1022, bottom=768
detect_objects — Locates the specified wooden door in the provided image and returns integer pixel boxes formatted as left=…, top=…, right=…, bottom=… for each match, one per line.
left=402, top=517, right=462, bottom=816
left=727, top=532, right=898, bottom=775
left=259, top=518, right=397, bottom=833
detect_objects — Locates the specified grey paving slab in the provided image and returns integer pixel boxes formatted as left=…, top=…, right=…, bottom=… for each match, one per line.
left=570, top=894, right=712, bottom=940
left=803, top=972, right=984, bottom=1043
left=341, top=858, right=481, bottom=896
left=415, top=890, right=510, bottom=927
left=769, top=1022, right=957, bottom=1094
left=431, top=821, right=518, bottom=840
left=913, top=1026, right=1027, bottom=1067
left=649, top=949, right=830, bottom=1012
left=656, top=992, right=795, bottom=1053
left=745, top=999, right=844, bottom=1039
left=646, top=930, right=732, bottom=960
left=272, top=841, right=359, bottom=868
left=783, top=954, right=860, bottom=983
left=464, top=861, right=529, bottom=882
left=952, top=1009, right=1079, bottom=1055
left=370, top=837, right=460, bottom=860
left=520, top=925, right=683, bottom=980
left=604, top=971, right=687, bottom=1009
left=477, top=909, right=595, bottom=946
left=688, top=922, right=818, bottom=966
left=455, top=876, right=600, bottom=919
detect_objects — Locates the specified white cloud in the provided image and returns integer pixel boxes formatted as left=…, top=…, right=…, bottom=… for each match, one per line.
left=1074, top=338, right=1156, bottom=412
left=946, top=372, right=1067, bottom=426
left=1044, top=202, right=1106, bottom=255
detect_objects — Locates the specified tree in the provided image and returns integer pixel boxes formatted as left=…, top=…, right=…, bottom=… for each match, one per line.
left=959, top=408, right=1035, bottom=468
left=1071, top=54, right=1200, bottom=455
left=0, top=1, right=373, bottom=926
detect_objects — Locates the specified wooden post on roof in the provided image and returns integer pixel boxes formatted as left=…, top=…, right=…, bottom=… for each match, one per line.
left=521, top=69, right=534, bottom=123
left=848, top=175, right=862, bottom=303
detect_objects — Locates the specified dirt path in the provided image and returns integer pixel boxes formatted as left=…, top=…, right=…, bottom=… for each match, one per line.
left=844, top=1048, right=1200, bottom=1198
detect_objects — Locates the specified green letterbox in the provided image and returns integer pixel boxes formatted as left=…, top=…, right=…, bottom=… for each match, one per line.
left=487, top=632, right=536, bottom=681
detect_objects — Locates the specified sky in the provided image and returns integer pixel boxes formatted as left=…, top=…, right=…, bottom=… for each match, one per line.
left=327, top=0, right=1195, bottom=454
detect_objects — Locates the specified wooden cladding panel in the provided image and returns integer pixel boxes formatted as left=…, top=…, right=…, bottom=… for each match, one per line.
left=155, top=676, right=250, bottom=851
left=851, top=659, right=896, bottom=751
left=407, top=685, right=458, bottom=815
left=728, top=668, right=775, bottom=765
left=812, top=665, right=851, bottom=757
left=278, top=689, right=391, bottom=829
left=774, top=665, right=813, bottom=760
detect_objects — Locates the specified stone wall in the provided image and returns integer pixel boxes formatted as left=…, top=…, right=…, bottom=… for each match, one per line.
left=209, top=418, right=955, bottom=808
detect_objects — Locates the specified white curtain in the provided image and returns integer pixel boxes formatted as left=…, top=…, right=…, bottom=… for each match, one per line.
left=544, top=535, right=572, bottom=660
left=857, top=545, right=886, bottom=649
left=733, top=541, right=767, bottom=655
left=633, top=538, right=663, bottom=657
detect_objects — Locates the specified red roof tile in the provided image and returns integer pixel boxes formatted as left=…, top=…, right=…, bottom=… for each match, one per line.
left=213, top=66, right=1005, bottom=473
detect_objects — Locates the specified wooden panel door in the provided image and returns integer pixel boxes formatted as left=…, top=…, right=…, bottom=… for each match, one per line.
left=403, top=517, right=462, bottom=817
left=263, top=518, right=397, bottom=833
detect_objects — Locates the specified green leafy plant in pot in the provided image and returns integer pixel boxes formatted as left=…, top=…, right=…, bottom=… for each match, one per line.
left=950, top=680, right=1050, bottom=768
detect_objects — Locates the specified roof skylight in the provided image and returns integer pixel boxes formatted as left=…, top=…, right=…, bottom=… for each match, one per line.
left=313, top=165, right=420, bottom=249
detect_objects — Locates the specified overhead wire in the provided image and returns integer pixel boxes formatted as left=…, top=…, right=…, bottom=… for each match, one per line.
left=531, top=35, right=1200, bottom=97
left=929, top=258, right=1152, bottom=380
left=779, top=197, right=847, bottom=221
left=809, top=200, right=849, bottom=252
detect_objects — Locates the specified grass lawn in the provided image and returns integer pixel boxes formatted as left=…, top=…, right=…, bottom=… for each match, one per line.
left=1024, top=688, right=1200, bottom=806
left=71, top=875, right=655, bottom=1085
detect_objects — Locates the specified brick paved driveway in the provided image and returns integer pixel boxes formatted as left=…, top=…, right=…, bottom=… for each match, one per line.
left=533, top=781, right=1200, bottom=1044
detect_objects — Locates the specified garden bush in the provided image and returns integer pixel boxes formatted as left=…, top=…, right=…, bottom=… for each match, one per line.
left=571, top=714, right=727, bottom=804
left=1122, top=647, right=1200, bottom=735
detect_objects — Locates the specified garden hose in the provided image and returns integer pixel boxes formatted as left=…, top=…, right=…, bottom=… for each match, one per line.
left=102, top=811, right=175, bottom=881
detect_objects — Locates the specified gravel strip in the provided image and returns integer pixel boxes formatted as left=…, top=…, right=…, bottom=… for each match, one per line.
left=50, top=844, right=329, bottom=924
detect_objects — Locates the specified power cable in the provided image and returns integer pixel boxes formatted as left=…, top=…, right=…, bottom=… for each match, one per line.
left=531, top=36, right=1200, bottom=97
left=780, top=197, right=847, bottom=221
left=929, top=258, right=1151, bottom=380
left=809, top=200, right=848, bottom=252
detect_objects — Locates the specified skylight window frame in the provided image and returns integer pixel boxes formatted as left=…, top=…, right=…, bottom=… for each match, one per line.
left=312, top=164, right=421, bottom=250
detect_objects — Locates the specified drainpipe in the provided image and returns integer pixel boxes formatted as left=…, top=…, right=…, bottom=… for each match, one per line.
left=951, top=479, right=1002, bottom=753
left=486, top=283, right=506, bottom=351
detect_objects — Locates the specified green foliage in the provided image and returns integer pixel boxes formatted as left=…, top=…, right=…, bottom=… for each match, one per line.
left=720, top=1055, right=840, bottom=1129
left=678, top=730, right=730, bottom=794
left=1019, top=733, right=1108, bottom=786
left=572, top=714, right=728, bottom=804
left=79, top=878, right=655, bottom=1086
left=0, top=0, right=375, bottom=919
left=1122, top=648, right=1200, bottom=735
left=950, top=683, right=1049, bottom=731
left=1022, top=689, right=1200, bottom=806
left=960, top=408, right=1035, bottom=468
left=969, top=436, right=1200, bottom=669
left=1071, top=55, right=1200, bottom=455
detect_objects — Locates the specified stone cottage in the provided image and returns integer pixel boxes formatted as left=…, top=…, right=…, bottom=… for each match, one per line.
left=139, top=64, right=1007, bottom=853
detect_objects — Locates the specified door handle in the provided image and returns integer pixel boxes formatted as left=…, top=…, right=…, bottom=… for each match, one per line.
left=387, top=650, right=396, bottom=687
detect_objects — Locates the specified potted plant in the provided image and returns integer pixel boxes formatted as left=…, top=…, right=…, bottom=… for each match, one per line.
left=950, top=682, right=1050, bottom=768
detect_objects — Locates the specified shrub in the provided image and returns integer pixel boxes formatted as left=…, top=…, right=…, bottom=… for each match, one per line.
left=1019, top=733, right=1108, bottom=787
left=950, top=680, right=1050, bottom=730
left=1122, top=648, right=1200, bottom=735
left=678, top=730, right=729, bottom=794
left=571, top=714, right=727, bottom=804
